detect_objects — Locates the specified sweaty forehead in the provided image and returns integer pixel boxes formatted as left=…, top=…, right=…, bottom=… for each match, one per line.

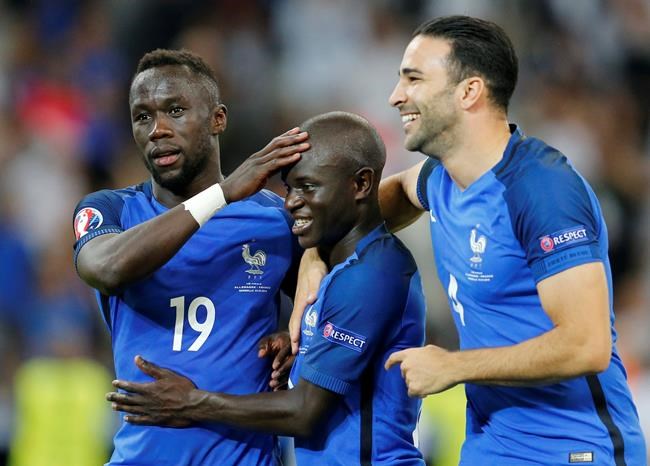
left=285, top=147, right=351, bottom=182
left=130, top=66, right=204, bottom=105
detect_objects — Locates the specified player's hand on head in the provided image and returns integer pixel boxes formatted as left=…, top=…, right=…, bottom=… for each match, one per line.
left=290, top=248, right=328, bottom=354
left=220, top=127, right=310, bottom=203
left=258, top=332, right=295, bottom=390
left=385, top=345, right=458, bottom=398
left=106, top=355, right=198, bottom=427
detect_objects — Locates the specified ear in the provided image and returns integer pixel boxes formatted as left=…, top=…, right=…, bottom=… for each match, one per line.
left=353, top=167, right=375, bottom=201
left=211, top=104, right=228, bottom=135
left=457, top=76, right=484, bottom=110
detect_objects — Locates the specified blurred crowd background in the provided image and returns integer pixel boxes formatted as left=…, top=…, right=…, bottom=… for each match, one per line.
left=0, top=0, right=648, bottom=465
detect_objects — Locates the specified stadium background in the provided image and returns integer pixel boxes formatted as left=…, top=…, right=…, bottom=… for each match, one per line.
left=0, top=0, right=648, bottom=464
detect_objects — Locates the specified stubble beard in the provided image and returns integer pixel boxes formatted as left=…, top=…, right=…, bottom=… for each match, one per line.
left=148, top=128, right=215, bottom=194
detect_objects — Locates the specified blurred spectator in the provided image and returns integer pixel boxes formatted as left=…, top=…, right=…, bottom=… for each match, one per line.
left=0, top=1, right=648, bottom=463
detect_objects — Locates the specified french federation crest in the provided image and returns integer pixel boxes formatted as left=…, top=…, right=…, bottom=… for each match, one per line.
left=303, top=305, right=317, bottom=337
left=242, top=243, right=266, bottom=275
left=74, top=207, right=103, bottom=240
left=469, top=225, right=487, bottom=267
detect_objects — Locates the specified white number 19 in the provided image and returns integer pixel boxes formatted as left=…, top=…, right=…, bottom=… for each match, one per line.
left=170, top=296, right=216, bottom=351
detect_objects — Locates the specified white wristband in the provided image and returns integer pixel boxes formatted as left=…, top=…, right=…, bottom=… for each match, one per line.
left=182, top=183, right=227, bottom=227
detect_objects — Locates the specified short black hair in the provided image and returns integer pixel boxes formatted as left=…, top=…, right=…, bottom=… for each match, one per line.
left=131, top=48, right=221, bottom=105
left=414, top=15, right=518, bottom=112
left=300, top=111, right=386, bottom=183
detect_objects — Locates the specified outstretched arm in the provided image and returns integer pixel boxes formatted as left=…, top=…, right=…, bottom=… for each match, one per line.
left=386, top=262, right=612, bottom=397
left=379, top=160, right=426, bottom=232
left=77, top=129, right=309, bottom=295
left=107, top=356, right=338, bottom=437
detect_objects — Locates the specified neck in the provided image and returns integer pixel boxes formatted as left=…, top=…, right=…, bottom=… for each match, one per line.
left=320, top=207, right=382, bottom=268
left=439, top=115, right=511, bottom=191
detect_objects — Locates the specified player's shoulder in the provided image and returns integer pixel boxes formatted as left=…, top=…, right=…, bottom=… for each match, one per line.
left=329, top=229, right=417, bottom=296
left=357, top=231, right=418, bottom=276
left=76, top=181, right=151, bottom=208
left=496, top=136, right=587, bottom=202
left=244, top=189, right=285, bottom=209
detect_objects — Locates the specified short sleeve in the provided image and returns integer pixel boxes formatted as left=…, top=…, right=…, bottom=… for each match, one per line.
left=416, top=158, right=438, bottom=211
left=299, top=265, right=410, bottom=395
left=72, top=189, right=125, bottom=264
left=504, top=152, right=603, bottom=283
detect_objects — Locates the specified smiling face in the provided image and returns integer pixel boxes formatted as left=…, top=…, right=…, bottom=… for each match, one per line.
left=389, top=35, right=461, bottom=158
left=129, top=65, right=226, bottom=193
left=283, top=152, right=359, bottom=252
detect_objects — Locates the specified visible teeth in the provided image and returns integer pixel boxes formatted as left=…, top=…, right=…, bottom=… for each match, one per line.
left=401, top=114, right=420, bottom=123
left=294, top=219, right=311, bottom=227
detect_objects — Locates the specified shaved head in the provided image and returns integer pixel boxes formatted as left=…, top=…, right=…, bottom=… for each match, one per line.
left=299, top=111, right=386, bottom=186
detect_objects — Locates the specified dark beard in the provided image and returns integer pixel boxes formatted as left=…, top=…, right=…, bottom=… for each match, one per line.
left=148, top=128, right=214, bottom=194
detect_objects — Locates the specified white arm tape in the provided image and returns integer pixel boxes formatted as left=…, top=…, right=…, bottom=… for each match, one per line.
left=182, top=183, right=227, bottom=227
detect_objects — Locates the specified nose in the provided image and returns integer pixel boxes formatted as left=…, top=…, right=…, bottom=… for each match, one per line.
left=284, top=189, right=304, bottom=213
left=149, top=114, right=173, bottom=141
left=389, top=79, right=406, bottom=108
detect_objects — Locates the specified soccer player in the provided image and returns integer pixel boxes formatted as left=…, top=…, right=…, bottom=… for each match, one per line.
left=107, top=111, right=427, bottom=466
left=73, top=49, right=309, bottom=465
left=377, top=16, right=645, bottom=465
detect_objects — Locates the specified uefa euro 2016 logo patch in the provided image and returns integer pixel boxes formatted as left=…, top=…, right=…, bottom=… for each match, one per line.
left=74, top=207, right=104, bottom=240
left=322, top=322, right=367, bottom=352
left=538, top=225, right=588, bottom=254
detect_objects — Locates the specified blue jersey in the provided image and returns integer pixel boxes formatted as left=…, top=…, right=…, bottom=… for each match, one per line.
left=288, top=224, right=426, bottom=466
left=417, top=125, right=646, bottom=465
left=73, top=181, right=299, bottom=466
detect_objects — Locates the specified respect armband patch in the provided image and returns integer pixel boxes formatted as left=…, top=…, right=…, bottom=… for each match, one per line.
left=538, top=225, right=589, bottom=254
left=322, top=322, right=367, bottom=352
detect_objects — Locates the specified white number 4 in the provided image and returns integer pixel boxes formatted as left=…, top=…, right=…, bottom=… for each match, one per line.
left=448, top=274, right=466, bottom=326
left=170, top=296, right=216, bottom=351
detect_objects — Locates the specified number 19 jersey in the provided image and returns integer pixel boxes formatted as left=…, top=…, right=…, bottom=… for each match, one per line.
left=73, top=181, right=300, bottom=466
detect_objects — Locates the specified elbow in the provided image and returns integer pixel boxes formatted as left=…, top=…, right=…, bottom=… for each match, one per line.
left=586, top=343, right=612, bottom=374
left=578, top=335, right=612, bottom=375
left=83, top=258, right=128, bottom=296
left=290, top=414, right=320, bottom=439
left=285, top=399, right=323, bottom=438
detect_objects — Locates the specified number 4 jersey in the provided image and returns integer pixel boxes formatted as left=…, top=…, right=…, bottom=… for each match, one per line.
left=72, top=181, right=300, bottom=466
left=417, top=125, right=646, bottom=465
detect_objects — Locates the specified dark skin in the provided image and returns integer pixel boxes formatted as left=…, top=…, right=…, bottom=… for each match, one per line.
left=76, top=65, right=309, bottom=297
left=76, top=64, right=308, bottom=380
left=107, top=144, right=383, bottom=436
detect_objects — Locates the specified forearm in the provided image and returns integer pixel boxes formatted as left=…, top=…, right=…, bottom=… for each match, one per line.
left=187, top=387, right=315, bottom=437
left=451, top=325, right=611, bottom=386
left=86, top=207, right=199, bottom=292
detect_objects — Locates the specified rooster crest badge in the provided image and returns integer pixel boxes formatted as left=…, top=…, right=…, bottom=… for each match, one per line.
left=242, top=243, right=267, bottom=275
left=469, top=225, right=487, bottom=266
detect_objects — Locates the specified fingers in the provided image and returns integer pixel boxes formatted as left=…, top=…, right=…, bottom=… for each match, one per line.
left=124, top=414, right=156, bottom=425
left=270, top=377, right=288, bottom=391
left=384, top=350, right=407, bottom=370
left=112, top=379, right=147, bottom=394
left=135, top=355, right=167, bottom=379
left=257, top=337, right=271, bottom=358
left=281, top=127, right=301, bottom=136
left=259, top=131, right=310, bottom=159
left=272, top=345, right=292, bottom=371
left=106, top=390, right=142, bottom=406
left=289, top=313, right=301, bottom=355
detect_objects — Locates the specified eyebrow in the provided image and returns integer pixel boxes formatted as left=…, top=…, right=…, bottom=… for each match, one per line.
left=131, top=94, right=187, bottom=110
left=399, top=67, right=423, bottom=77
